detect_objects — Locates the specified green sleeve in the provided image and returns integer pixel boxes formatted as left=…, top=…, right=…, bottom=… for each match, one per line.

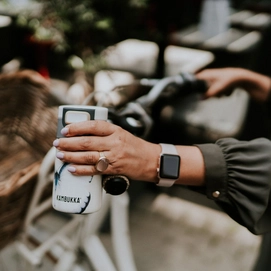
left=196, top=137, right=271, bottom=234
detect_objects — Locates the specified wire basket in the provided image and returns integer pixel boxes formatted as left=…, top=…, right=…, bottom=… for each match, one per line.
left=0, top=70, right=58, bottom=250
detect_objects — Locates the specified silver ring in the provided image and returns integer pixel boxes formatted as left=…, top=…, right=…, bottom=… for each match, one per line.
left=95, top=152, right=109, bottom=172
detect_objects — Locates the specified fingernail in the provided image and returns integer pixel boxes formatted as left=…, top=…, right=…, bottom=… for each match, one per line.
left=61, top=127, right=69, bottom=136
left=53, top=139, right=59, bottom=147
left=67, top=166, right=76, bottom=173
left=56, top=152, right=64, bottom=159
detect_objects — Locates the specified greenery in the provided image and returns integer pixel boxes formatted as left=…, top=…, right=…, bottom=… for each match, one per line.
left=13, top=0, right=150, bottom=74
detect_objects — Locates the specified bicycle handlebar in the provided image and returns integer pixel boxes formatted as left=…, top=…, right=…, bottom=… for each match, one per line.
left=103, top=72, right=207, bottom=195
left=108, top=72, right=207, bottom=138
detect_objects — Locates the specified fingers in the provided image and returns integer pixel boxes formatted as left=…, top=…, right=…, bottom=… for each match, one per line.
left=53, top=120, right=122, bottom=176
left=196, top=69, right=236, bottom=98
left=61, top=120, right=116, bottom=137
left=195, top=70, right=213, bottom=81
left=54, top=132, right=122, bottom=155
left=56, top=150, right=112, bottom=176
left=67, top=165, right=105, bottom=176
left=204, top=81, right=228, bottom=97
left=196, top=70, right=219, bottom=97
left=54, top=136, right=108, bottom=152
left=53, top=121, right=122, bottom=152
left=56, top=150, right=101, bottom=165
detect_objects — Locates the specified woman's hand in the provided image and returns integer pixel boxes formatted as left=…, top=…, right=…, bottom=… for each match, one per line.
left=196, top=67, right=271, bottom=102
left=53, top=120, right=160, bottom=182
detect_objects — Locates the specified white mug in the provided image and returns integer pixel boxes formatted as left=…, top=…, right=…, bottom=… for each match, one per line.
left=52, top=105, right=108, bottom=214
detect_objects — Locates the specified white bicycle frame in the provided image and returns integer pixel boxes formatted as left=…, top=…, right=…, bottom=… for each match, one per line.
left=15, top=146, right=137, bottom=271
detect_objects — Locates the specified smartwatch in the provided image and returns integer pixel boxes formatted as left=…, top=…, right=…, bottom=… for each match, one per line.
left=156, top=143, right=180, bottom=187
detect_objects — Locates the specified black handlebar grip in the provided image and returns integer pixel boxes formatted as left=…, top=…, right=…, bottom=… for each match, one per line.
left=179, top=72, right=208, bottom=94
left=193, top=79, right=208, bottom=93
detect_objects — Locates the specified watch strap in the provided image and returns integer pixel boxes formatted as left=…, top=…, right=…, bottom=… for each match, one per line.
left=157, top=143, right=179, bottom=187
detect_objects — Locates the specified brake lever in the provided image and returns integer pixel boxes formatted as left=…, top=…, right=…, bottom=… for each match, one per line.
left=108, top=102, right=153, bottom=139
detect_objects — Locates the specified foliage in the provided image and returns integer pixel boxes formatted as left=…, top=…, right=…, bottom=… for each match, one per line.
left=15, top=0, right=149, bottom=69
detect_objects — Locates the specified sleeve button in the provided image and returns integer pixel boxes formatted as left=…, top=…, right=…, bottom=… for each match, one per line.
left=212, top=191, right=220, bottom=198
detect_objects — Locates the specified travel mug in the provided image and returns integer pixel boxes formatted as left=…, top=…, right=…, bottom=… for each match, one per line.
left=53, top=105, right=108, bottom=214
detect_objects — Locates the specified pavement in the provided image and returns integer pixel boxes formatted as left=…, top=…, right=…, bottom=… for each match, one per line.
left=0, top=184, right=261, bottom=271
left=126, top=187, right=261, bottom=271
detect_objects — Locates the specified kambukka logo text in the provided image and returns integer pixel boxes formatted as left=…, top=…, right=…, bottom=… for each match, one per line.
left=56, top=195, right=81, bottom=203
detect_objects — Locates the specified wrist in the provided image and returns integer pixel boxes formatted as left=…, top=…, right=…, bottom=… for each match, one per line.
left=230, top=68, right=249, bottom=84
left=174, top=145, right=205, bottom=186
left=137, top=142, right=160, bottom=183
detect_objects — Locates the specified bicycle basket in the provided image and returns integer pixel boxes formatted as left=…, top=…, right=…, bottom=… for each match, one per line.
left=0, top=70, right=58, bottom=250
left=0, top=147, right=40, bottom=250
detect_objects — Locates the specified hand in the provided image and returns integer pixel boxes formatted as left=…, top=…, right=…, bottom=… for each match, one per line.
left=196, top=68, right=271, bottom=102
left=53, top=120, right=160, bottom=182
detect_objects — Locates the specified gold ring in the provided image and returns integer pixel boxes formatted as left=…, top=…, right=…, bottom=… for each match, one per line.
left=95, top=152, right=109, bottom=172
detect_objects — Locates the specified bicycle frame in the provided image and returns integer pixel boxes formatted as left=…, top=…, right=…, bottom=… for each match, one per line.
left=15, top=146, right=137, bottom=271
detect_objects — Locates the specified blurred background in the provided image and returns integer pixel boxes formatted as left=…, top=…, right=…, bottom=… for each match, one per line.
left=1, top=0, right=271, bottom=138
left=1, top=0, right=271, bottom=270
left=1, top=0, right=271, bottom=77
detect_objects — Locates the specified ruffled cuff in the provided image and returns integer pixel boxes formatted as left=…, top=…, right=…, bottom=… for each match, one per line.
left=195, top=143, right=228, bottom=200
left=197, top=137, right=271, bottom=234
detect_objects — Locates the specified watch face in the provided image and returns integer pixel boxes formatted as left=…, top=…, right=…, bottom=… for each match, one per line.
left=160, top=154, right=180, bottom=179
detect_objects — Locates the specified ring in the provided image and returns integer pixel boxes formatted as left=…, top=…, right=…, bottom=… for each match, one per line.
left=95, top=152, right=109, bottom=172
